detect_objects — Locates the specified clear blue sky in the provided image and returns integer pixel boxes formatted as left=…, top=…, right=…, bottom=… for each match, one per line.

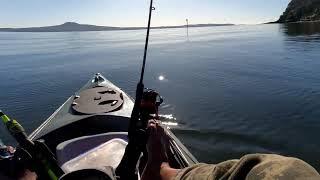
left=1, top=0, right=290, bottom=28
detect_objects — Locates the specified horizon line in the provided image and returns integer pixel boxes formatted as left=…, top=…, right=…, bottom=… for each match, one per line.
left=0, top=20, right=274, bottom=29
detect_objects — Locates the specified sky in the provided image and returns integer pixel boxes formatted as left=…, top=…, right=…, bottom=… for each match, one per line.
left=0, top=0, right=291, bottom=28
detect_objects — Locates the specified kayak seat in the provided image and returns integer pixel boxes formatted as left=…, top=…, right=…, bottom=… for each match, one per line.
left=56, top=132, right=128, bottom=173
left=59, top=167, right=116, bottom=180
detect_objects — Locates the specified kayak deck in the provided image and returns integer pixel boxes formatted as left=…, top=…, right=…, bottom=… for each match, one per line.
left=28, top=73, right=198, bottom=175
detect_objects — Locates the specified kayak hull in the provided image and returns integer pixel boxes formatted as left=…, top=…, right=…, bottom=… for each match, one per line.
left=29, top=73, right=198, bottom=175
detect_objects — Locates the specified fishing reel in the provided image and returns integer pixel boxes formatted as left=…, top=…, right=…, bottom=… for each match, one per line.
left=130, top=88, right=163, bottom=147
left=140, top=89, right=163, bottom=121
left=116, top=89, right=163, bottom=180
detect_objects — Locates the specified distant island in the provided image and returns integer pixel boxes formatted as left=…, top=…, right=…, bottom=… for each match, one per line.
left=0, top=22, right=234, bottom=32
left=276, top=0, right=320, bottom=23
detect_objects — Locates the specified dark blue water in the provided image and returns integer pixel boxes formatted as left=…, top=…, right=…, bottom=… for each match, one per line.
left=1, top=23, right=320, bottom=169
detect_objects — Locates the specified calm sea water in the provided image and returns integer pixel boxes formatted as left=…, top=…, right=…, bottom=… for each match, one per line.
left=1, top=23, right=320, bottom=169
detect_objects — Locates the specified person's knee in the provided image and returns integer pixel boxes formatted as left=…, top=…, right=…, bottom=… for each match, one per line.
left=248, top=156, right=320, bottom=180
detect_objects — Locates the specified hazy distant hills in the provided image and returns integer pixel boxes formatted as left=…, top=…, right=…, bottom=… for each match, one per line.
left=0, top=22, right=121, bottom=32
left=0, top=22, right=234, bottom=32
left=277, top=0, right=320, bottom=23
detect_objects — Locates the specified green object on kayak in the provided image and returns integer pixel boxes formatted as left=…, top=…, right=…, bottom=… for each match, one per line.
left=0, top=110, right=10, bottom=124
left=0, top=110, right=25, bottom=134
left=0, top=110, right=60, bottom=180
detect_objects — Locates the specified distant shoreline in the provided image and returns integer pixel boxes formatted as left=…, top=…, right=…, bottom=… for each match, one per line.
left=265, top=20, right=320, bottom=24
left=0, top=22, right=234, bottom=33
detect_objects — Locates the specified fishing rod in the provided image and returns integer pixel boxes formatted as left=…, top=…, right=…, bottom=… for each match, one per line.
left=128, top=0, right=155, bottom=137
left=116, top=0, right=156, bottom=179
left=140, top=0, right=155, bottom=84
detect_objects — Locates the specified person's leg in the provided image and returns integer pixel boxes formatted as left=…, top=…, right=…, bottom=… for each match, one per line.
left=141, top=120, right=179, bottom=180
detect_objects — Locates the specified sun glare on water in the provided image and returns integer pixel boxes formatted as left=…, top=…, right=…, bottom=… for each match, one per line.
left=158, top=75, right=165, bottom=81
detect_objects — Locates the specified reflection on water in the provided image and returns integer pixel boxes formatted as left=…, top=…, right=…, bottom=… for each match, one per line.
left=281, top=22, right=320, bottom=36
left=281, top=22, right=320, bottom=54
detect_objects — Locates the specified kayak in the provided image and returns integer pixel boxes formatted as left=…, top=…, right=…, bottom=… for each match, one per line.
left=27, top=73, right=198, bottom=177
